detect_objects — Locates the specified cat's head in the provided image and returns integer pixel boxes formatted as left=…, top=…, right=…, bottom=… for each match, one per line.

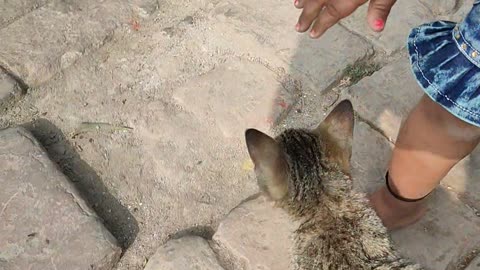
left=245, top=100, right=354, bottom=202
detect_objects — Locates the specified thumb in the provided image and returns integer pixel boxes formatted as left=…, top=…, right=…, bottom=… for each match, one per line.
left=367, top=0, right=396, bottom=32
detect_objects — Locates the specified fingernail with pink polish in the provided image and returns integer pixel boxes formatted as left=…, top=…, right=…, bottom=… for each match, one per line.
left=294, top=0, right=298, bottom=5
left=295, top=23, right=300, bottom=31
left=374, top=19, right=384, bottom=30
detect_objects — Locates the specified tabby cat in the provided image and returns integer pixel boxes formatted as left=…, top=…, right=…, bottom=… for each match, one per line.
left=245, top=100, right=422, bottom=269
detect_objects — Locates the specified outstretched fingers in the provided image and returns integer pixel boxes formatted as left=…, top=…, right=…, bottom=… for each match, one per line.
left=296, top=0, right=368, bottom=38
left=296, top=0, right=327, bottom=32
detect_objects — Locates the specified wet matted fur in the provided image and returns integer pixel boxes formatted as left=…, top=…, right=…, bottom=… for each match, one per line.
left=245, top=100, right=423, bottom=270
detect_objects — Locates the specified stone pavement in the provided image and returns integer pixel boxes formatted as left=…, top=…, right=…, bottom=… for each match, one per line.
left=143, top=236, right=224, bottom=270
left=0, top=0, right=479, bottom=269
left=0, top=127, right=121, bottom=269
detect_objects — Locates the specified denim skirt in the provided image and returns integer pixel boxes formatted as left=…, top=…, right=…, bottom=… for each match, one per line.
left=408, top=0, right=480, bottom=127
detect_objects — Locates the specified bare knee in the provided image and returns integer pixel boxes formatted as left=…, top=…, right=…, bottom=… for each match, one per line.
left=418, top=95, right=480, bottom=142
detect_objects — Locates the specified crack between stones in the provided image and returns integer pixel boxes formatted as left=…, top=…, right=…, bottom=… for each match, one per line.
left=206, top=192, right=266, bottom=270
left=0, top=2, right=49, bottom=30
left=355, top=114, right=394, bottom=144
left=454, top=191, right=480, bottom=218
left=337, top=23, right=382, bottom=53
left=322, top=48, right=378, bottom=96
left=446, top=246, right=480, bottom=270
left=63, top=188, right=96, bottom=218
left=168, top=225, right=216, bottom=241
left=0, top=66, right=28, bottom=93
left=0, top=190, right=20, bottom=219
left=320, top=51, right=394, bottom=144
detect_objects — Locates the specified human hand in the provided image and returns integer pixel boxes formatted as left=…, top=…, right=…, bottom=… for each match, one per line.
left=294, top=0, right=397, bottom=38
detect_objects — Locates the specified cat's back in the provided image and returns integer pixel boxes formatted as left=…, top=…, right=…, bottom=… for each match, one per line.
left=294, top=191, right=412, bottom=269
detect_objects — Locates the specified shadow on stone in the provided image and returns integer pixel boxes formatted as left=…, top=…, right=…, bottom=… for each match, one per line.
left=169, top=225, right=216, bottom=241
left=21, top=118, right=139, bottom=249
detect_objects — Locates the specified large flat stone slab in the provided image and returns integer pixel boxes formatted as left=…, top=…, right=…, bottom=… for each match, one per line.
left=0, top=0, right=155, bottom=88
left=172, top=58, right=295, bottom=137
left=441, top=147, right=480, bottom=214
left=144, top=236, right=224, bottom=270
left=0, top=127, right=121, bottom=270
left=391, top=187, right=480, bottom=269
left=212, top=196, right=298, bottom=270
left=0, top=0, right=47, bottom=28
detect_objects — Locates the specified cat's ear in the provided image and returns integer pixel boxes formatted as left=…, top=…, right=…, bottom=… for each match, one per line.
left=245, top=129, right=288, bottom=200
left=314, top=100, right=354, bottom=174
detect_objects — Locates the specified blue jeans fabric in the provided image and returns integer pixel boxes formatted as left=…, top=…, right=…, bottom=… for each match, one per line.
left=408, top=1, right=480, bottom=127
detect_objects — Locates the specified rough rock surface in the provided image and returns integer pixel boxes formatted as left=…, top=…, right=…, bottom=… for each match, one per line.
left=0, top=0, right=157, bottom=88
left=212, top=196, right=298, bottom=270
left=0, top=127, right=121, bottom=270
left=143, top=236, right=224, bottom=270
left=0, top=0, right=48, bottom=28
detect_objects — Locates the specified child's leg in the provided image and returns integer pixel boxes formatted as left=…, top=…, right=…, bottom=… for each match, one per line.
left=369, top=95, right=480, bottom=230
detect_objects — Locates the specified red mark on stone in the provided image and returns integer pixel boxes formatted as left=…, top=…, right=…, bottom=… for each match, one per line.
left=130, top=19, right=140, bottom=31
left=277, top=100, right=288, bottom=109
left=266, top=117, right=274, bottom=125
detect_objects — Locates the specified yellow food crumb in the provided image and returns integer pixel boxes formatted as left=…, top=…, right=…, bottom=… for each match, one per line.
left=242, top=159, right=254, bottom=171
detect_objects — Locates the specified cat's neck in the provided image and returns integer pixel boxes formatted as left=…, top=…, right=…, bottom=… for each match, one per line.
left=283, top=173, right=385, bottom=238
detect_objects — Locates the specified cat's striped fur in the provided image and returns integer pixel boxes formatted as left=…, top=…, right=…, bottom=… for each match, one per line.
left=245, top=100, right=422, bottom=270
